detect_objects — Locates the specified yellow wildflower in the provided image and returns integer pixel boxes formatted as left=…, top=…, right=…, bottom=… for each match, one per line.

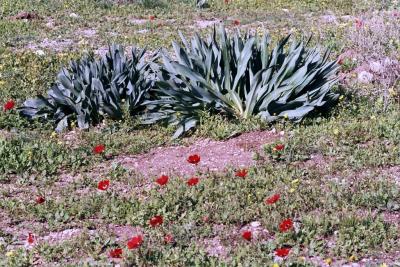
left=291, top=179, right=299, bottom=184
left=388, top=87, right=397, bottom=96
left=50, top=132, right=57, bottom=138
left=271, top=263, right=279, bottom=267
left=349, top=255, right=357, bottom=262
left=6, top=250, right=15, bottom=257
left=284, top=113, right=289, bottom=119
left=289, top=188, right=296, bottom=193
left=339, top=95, right=345, bottom=101
left=324, top=258, right=333, bottom=265
left=380, top=264, right=388, bottom=267
left=333, top=128, right=339, bottom=135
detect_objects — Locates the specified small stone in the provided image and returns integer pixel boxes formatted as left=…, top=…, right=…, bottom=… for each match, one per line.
left=69, top=13, right=79, bottom=18
left=137, top=29, right=149, bottom=34
left=320, top=14, right=338, bottom=24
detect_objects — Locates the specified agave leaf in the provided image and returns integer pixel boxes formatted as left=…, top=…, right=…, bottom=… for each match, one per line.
left=172, top=117, right=197, bottom=139
left=55, top=115, right=69, bottom=132
left=232, top=37, right=255, bottom=92
left=218, top=25, right=231, bottom=91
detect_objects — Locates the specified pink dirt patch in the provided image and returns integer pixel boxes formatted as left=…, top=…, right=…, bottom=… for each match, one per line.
left=108, top=224, right=143, bottom=242
left=115, top=130, right=281, bottom=178
left=201, top=221, right=272, bottom=260
left=239, top=221, right=272, bottom=241
left=41, top=228, right=86, bottom=244
left=292, top=153, right=335, bottom=171
left=195, top=19, right=221, bottom=29
left=203, top=237, right=230, bottom=259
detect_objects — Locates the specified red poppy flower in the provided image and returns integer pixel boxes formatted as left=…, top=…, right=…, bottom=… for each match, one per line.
left=235, top=169, right=248, bottom=178
left=224, top=0, right=229, bottom=3
left=274, top=144, right=285, bottom=151
left=98, top=180, right=110, bottom=191
left=242, top=230, right=252, bottom=241
left=35, top=196, right=45, bottom=204
left=187, top=154, right=200, bottom=164
left=275, top=247, right=290, bottom=257
left=233, top=20, right=240, bottom=26
left=27, top=233, right=35, bottom=244
left=156, top=175, right=169, bottom=186
left=149, top=215, right=163, bottom=227
left=265, top=194, right=280, bottom=204
left=109, top=248, right=123, bottom=258
left=279, top=218, right=293, bottom=232
left=127, top=235, right=143, bottom=249
left=187, top=177, right=199, bottom=186
left=3, top=100, right=15, bottom=111
left=93, top=144, right=105, bottom=154
left=164, top=234, right=174, bottom=244
left=149, top=15, right=155, bottom=21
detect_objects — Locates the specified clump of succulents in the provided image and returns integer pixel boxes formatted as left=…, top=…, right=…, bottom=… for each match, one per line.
left=20, top=45, right=154, bottom=131
left=142, top=26, right=340, bottom=138
left=20, top=26, right=340, bottom=138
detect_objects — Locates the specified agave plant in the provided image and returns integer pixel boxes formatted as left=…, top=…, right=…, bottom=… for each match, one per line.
left=20, top=45, right=153, bottom=132
left=142, top=25, right=340, bottom=138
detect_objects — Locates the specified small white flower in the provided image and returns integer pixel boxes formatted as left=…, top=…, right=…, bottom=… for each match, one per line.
left=34, top=49, right=45, bottom=56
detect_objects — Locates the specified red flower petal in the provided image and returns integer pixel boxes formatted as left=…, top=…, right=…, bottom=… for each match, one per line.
left=164, top=234, right=174, bottom=244
left=149, top=215, right=163, bottom=227
left=265, top=194, right=280, bottom=204
left=35, top=196, right=45, bottom=204
left=97, top=180, right=110, bottom=191
left=127, top=235, right=143, bottom=249
left=156, top=175, right=169, bottom=186
left=187, top=177, right=199, bottom=186
left=27, top=233, right=35, bottom=244
left=187, top=154, right=200, bottom=164
left=274, top=144, right=285, bottom=151
left=279, top=218, right=293, bottom=232
left=149, top=15, right=155, bottom=21
left=93, top=144, right=105, bottom=154
left=233, top=20, right=240, bottom=26
left=3, top=100, right=15, bottom=111
left=275, top=247, right=290, bottom=257
left=109, top=247, right=123, bottom=258
left=242, top=230, right=252, bottom=241
left=235, top=169, right=248, bottom=178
